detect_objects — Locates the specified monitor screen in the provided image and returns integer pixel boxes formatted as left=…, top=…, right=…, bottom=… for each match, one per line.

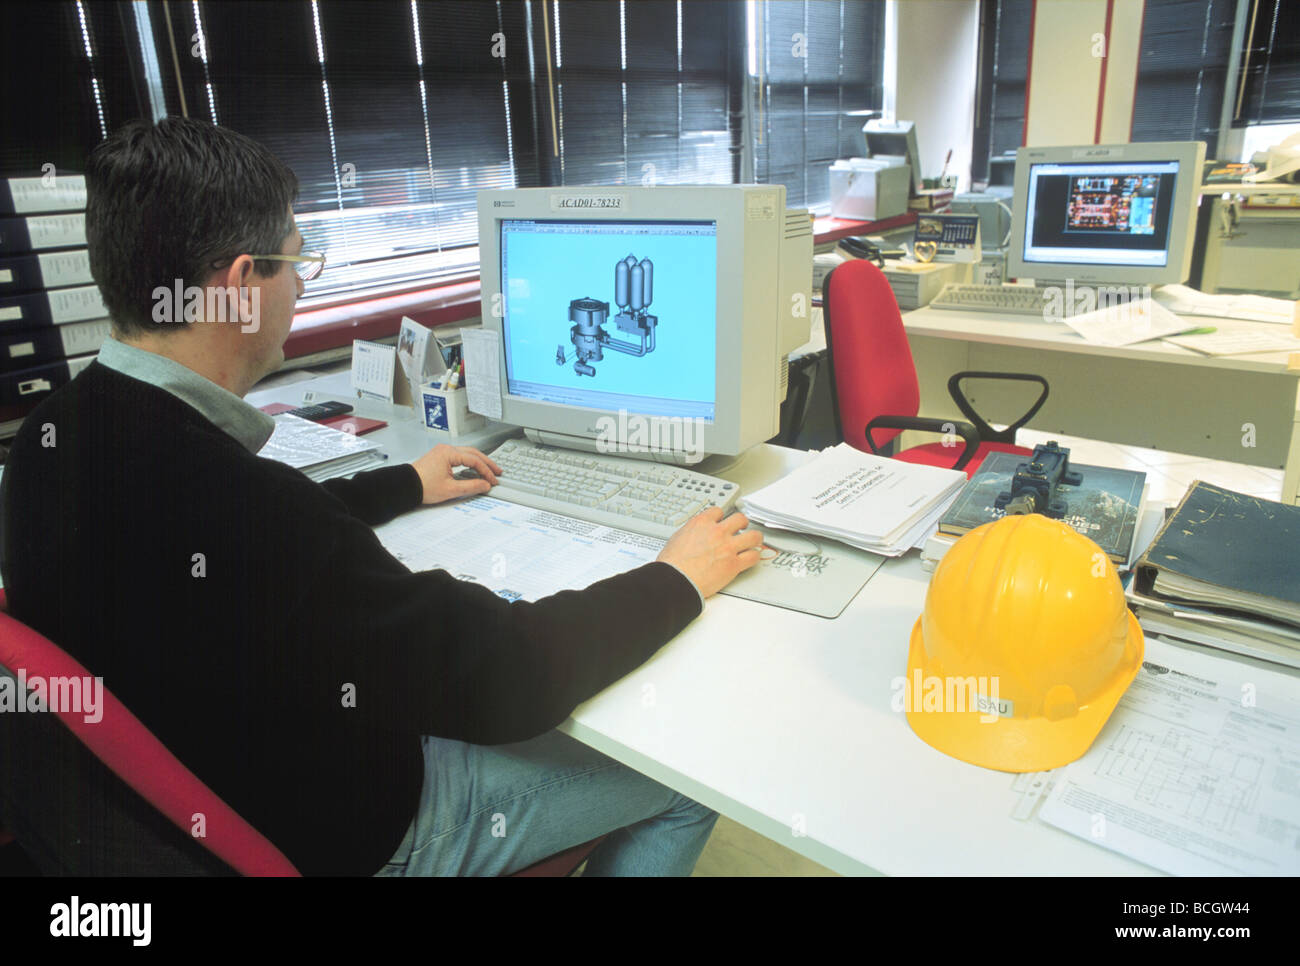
left=499, top=218, right=718, bottom=422
left=1020, top=160, right=1181, bottom=270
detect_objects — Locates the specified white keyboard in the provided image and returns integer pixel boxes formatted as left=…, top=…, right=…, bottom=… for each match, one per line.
left=931, top=283, right=1081, bottom=317
left=482, top=437, right=739, bottom=540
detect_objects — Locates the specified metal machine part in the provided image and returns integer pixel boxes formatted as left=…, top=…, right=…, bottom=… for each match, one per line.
left=558, top=255, right=660, bottom=377
left=995, top=441, right=1083, bottom=519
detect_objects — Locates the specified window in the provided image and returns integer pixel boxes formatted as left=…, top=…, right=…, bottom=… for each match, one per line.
left=153, top=0, right=743, bottom=305
left=157, top=0, right=535, bottom=306
left=1130, top=0, right=1236, bottom=145
left=749, top=0, right=886, bottom=211
left=0, top=0, right=141, bottom=173
left=5, top=1, right=883, bottom=317
left=1236, top=0, right=1300, bottom=125
left=534, top=0, right=741, bottom=188
left=971, top=0, right=1032, bottom=185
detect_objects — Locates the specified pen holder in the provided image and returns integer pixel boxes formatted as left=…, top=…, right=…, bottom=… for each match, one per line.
left=420, top=384, right=486, bottom=438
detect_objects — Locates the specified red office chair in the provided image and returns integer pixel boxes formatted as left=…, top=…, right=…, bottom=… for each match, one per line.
left=0, top=592, right=298, bottom=875
left=0, top=592, right=601, bottom=877
left=821, top=259, right=1049, bottom=475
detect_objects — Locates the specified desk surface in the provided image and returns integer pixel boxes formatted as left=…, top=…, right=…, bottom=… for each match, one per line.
left=250, top=371, right=1300, bottom=875
left=553, top=443, right=1162, bottom=877
left=903, top=306, right=1298, bottom=373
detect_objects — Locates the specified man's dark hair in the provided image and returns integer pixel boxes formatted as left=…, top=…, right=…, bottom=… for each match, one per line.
left=85, top=116, right=299, bottom=335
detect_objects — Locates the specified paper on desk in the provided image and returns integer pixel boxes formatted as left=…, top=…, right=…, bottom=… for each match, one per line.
left=351, top=339, right=397, bottom=402
left=1038, top=644, right=1300, bottom=875
left=1155, top=283, right=1299, bottom=326
left=259, top=413, right=379, bottom=469
left=1162, top=328, right=1300, bottom=356
left=1062, top=297, right=1190, bottom=347
left=740, top=443, right=967, bottom=548
left=462, top=328, right=503, bottom=421
left=373, top=496, right=661, bottom=601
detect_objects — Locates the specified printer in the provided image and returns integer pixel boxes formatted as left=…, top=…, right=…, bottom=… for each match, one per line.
left=828, top=119, right=920, bottom=221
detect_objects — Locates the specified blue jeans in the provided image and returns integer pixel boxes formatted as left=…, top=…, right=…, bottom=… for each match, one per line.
left=374, top=729, right=719, bottom=876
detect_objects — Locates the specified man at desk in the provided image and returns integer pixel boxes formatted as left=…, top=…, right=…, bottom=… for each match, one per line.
left=0, top=117, right=762, bottom=876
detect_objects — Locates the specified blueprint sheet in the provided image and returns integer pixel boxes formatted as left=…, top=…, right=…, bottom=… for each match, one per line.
left=374, top=494, right=883, bottom=617
left=373, top=496, right=662, bottom=602
left=1038, top=639, right=1300, bottom=875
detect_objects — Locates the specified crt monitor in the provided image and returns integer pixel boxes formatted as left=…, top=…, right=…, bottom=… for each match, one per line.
left=475, top=185, right=812, bottom=464
left=1007, top=141, right=1206, bottom=287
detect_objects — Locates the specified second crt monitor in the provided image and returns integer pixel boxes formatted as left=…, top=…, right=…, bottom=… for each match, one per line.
left=1007, top=141, right=1206, bottom=287
left=476, top=185, right=812, bottom=464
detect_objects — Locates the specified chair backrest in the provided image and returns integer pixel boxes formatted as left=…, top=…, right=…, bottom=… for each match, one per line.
left=0, top=597, right=299, bottom=876
left=822, top=259, right=921, bottom=454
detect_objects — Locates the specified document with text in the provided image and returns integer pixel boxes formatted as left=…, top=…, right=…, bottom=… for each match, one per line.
left=1038, top=640, right=1300, bottom=875
left=373, top=496, right=661, bottom=602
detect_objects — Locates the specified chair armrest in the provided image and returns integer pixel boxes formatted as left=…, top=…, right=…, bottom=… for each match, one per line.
left=865, top=415, right=981, bottom=471
left=947, top=371, right=1049, bottom=445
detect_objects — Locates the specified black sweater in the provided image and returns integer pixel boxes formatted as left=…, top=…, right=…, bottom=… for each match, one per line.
left=0, top=362, right=702, bottom=875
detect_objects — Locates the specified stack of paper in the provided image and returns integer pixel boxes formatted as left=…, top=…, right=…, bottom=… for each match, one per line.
left=1161, top=326, right=1300, bottom=356
left=739, top=443, right=967, bottom=556
left=259, top=413, right=387, bottom=482
left=1154, top=283, right=1298, bottom=325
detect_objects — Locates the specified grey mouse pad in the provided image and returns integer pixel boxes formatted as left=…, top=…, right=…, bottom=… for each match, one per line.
left=719, top=525, right=887, bottom=618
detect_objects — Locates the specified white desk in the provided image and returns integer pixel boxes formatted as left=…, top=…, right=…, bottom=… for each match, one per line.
left=248, top=370, right=1300, bottom=876
left=899, top=307, right=1300, bottom=505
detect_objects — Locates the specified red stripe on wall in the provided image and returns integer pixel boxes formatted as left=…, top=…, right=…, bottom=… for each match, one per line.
left=1095, top=0, right=1116, bottom=143
left=1097, top=0, right=1118, bottom=142
left=1128, top=0, right=1148, bottom=142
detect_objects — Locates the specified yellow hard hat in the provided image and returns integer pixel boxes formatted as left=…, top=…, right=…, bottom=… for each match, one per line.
left=906, top=513, right=1143, bottom=772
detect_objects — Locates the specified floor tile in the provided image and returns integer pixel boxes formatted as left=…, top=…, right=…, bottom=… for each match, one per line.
left=690, top=816, right=841, bottom=877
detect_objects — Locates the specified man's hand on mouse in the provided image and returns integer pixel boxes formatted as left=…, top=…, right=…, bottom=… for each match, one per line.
left=657, top=507, right=764, bottom=598
left=411, top=444, right=502, bottom=504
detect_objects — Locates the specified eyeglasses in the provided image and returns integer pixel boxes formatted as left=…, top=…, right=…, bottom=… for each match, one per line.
left=244, top=250, right=327, bottom=282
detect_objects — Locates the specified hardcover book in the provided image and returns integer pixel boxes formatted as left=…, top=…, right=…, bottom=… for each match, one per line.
left=938, top=450, right=1145, bottom=563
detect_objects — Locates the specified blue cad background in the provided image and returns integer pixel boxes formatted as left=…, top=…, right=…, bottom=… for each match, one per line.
left=501, top=225, right=718, bottom=406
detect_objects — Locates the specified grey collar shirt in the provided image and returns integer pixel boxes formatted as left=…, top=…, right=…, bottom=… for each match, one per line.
left=96, top=336, right=275, bottom=453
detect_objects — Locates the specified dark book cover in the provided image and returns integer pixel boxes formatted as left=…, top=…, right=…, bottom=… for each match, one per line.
left=1135, top=481, right=1300, bottom=612
left=938, top=450, right=1145, bottom=562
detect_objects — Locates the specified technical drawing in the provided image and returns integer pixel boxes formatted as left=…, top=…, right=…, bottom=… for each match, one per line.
left=1093, top=724, right=1264, bottom=833
left=555, top=254, right=658, bottom=377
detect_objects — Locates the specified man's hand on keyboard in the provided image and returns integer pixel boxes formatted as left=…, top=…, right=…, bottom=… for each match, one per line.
left=656, top=507, right=763, bottom=598
left=411, top=444, right=502, bottom=505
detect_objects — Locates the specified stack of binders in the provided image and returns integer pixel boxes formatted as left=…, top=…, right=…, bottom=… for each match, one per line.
left=1128, top=481, right=1300, bottom=671
left=0, top=174, right=110, bottom=439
